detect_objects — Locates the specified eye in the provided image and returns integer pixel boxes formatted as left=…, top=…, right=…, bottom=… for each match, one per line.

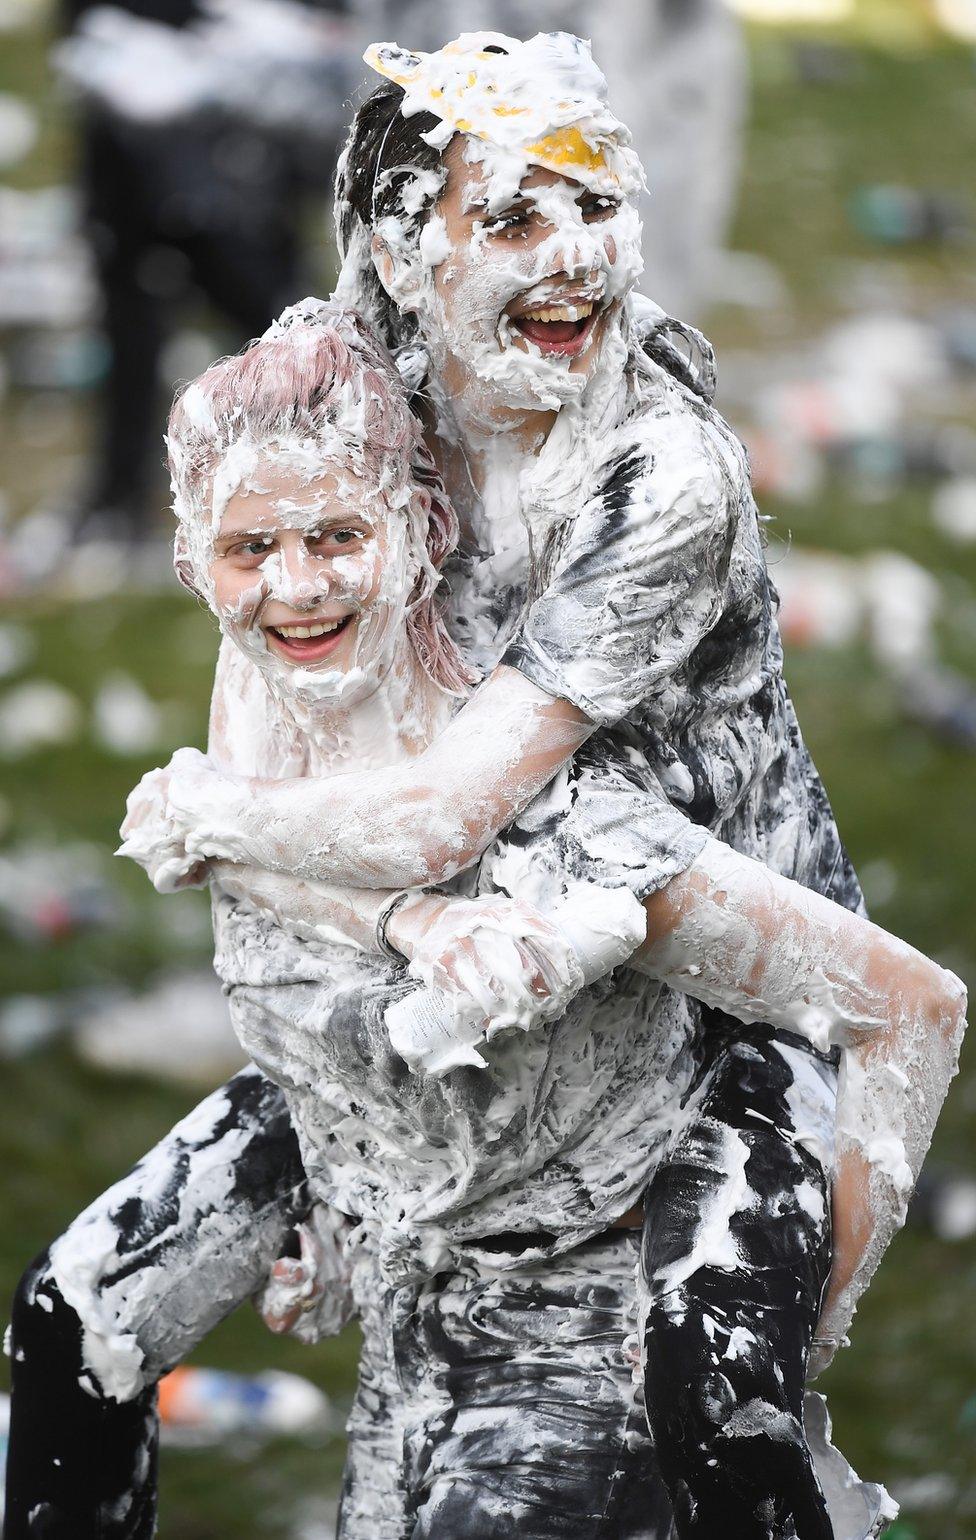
left=227, top=537, right=273, bottom=562
left=309, top=527, right=367, bottom=555
left=581, top=195, right=619, bottom=224
left=482, top=208, right=531, bottom=239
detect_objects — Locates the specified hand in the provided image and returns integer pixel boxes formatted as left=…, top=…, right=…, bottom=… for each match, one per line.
left=254, top=1208, right=355, bottom=1345
left=117, top=749, right=211, bottom=893
left=392, top=893, right=585, bottom=1040
left=163, top=748, right=263, bottom=867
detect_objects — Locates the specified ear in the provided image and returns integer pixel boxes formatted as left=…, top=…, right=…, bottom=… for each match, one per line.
left=172, top=524, right=207, bottom=603
left=370, top=231, right=423, bottom=313
left=370, top=233, right=396, bottom=297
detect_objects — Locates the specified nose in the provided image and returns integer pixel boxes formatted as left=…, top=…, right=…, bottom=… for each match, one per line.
left=549, top=220, right=605, bottom=287
left=280, top=539, right=332, bottom=607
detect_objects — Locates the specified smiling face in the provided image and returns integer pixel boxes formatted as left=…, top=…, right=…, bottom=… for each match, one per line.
left=411, top=136, right=643, bottom=428
left=209, top=456, right=418, bottom=711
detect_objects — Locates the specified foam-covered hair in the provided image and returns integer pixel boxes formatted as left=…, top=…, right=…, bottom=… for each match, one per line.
left=167, top=299, right=474, bottom=694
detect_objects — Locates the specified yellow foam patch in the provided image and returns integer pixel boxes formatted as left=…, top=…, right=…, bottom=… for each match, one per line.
left=525, top=125, right=609, bottom=177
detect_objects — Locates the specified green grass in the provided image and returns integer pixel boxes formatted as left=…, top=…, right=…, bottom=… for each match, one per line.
left=2, top=6, right=976, bottom=1536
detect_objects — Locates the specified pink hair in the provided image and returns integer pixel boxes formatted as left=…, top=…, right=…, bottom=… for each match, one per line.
left=167, top=304, right=475, bottom=694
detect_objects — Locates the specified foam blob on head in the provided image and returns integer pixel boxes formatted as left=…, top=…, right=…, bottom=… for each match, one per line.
left=365, top=31, right=642, bottom=207
left=167, top=299, right=471, bottom=710
left=335, top=32, right=645, bottom=418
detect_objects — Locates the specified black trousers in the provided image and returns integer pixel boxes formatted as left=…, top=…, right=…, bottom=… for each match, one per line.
left=79, top=112, right=308, bottom=528
left=4, top=1035, right=836, bottom=1539
left=642, top=1030, right=836, bottom=1538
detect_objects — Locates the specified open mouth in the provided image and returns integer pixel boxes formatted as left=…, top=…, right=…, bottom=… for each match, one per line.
left=510, top=300, right=600, bottom=358
left=264, top=614, right=355, bottom=664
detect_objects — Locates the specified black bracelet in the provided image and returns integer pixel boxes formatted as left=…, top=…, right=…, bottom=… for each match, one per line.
left=375, top=890, right=414, bottom=966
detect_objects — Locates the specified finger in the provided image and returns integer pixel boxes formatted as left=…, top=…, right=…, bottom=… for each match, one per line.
left=263, top=1304, right=302, bottom=1335
left=270, top=1258, right=305, bottom=1285
left=296, top=1222, right=326, bottom=1302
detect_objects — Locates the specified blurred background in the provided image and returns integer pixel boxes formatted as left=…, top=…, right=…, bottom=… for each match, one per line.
left=1, top=0, right=975, bottom=1535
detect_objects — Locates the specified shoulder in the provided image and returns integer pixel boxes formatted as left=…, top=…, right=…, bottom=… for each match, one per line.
left=628, top=293, right=718, bottom=404
left=596, top=403, right=740, bottom=547
left=597, top=304, right=752, bottom=531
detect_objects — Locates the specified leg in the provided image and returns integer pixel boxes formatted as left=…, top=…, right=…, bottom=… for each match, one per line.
left=79, top=116, right=168, bottom=532
left=336, top=1261, right=412, bottom=1540
left=4, top=1067, right=309, bottom=1539
left=394, top=1234, right=673, bottom=1540
left=640, top=1030, right=836, bottom=1540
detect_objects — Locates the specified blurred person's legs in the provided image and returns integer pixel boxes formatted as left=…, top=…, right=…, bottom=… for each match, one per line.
left=4, top=1066, right=308, bottom=1540
left=78, top=113, right=168, bottom=540
left=641, top=1029, right=836, bottom=1539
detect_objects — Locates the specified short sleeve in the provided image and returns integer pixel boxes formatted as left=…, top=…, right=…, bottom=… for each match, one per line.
left=503, top=425, right=738, bottom=727
left=480, top=729, right=711, bottom=910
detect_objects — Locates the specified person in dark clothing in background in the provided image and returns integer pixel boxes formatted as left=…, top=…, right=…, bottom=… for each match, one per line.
left=58, top=0, right=356, bottom=544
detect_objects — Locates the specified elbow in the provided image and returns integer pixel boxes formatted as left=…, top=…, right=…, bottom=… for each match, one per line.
left=935, top=968, right=968, bottom=1051
left=912, top=964, right=968, bottom=1055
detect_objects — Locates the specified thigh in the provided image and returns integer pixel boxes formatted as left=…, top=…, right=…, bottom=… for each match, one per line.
left=337, top=1267, right=412, bottom=1540
left=641, top=1028, right=834, bottom=1302
left=640, top=1031, right=835, bottom=1539
left=47, top=1064, right=309, bottom=1395
left=398, top=1237, right=674, bottom=1540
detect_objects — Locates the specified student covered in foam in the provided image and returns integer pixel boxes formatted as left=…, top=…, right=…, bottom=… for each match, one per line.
left=4, top=33, right=965, bottom=1540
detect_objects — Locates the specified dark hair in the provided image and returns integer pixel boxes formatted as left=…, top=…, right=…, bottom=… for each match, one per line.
left=334, top=82, right=446, bottom=356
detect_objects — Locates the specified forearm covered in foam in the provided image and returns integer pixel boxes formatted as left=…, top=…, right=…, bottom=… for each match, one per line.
left=637, top=836, right=967, bottom=1327
left=209, top=862, right=392, bottom=952
left=188, top=668, right=591, bottom=887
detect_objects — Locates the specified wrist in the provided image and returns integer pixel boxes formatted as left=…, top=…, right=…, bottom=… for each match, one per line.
left=386, top=891, right=449, bottom=961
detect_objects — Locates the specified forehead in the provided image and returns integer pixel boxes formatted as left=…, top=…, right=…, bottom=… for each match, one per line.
left=440, top=136, right=592, bottom=212
left=217, top=457, right=366, bottom=538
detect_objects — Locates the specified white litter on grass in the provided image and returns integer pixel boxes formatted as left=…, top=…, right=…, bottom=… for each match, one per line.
left=0, top=679, right=81, bottom=756
left=0, top=994, right=62, bottom=1057
left=75, top=970, right=247, bottom=1086
left=289, top=1500, right=341, bottom=1540
left=92, top=672, right=164, bottom=756
left=773, top=546, right=940, bottom=670
left=932, top=477, right=976, bottom=545
left=889, top=1473, right=958, bottom=1512
left=159, top=1365, right=332, bottom=1448
left=925, top=1174, right=976, bottom=1242
left=0, top=187, right=94, bottom=329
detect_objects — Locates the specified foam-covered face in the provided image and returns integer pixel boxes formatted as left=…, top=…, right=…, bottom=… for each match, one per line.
left=209, top=455, right=420, bottom=712
left=419, top=139, right=642, bottom=420
left=364, top=30, right=644, bottom=423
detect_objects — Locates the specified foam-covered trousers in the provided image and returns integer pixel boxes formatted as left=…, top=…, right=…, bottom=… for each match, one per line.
left=4, top=1030, right=837, bottom=1540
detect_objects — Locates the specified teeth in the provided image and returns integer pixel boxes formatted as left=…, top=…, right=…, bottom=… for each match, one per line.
left=521, top=301, right=594, bottom=324
left=275, top=619, right=346, bottom=639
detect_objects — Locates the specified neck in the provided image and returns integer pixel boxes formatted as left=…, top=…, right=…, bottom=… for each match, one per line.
left=427, top=362, right=555, bottom=487
left=279, top=638, right=450, bottom=775
left=420, top=395, right=552, bottom=550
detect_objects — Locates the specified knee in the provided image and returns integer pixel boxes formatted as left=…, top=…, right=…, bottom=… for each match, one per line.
left=10, top=1243, right=146, bottom=1404
left=643, top=1287, right=801, bottom=1456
